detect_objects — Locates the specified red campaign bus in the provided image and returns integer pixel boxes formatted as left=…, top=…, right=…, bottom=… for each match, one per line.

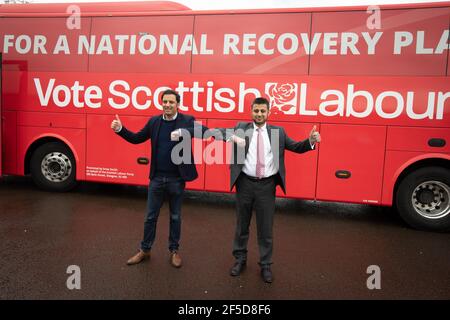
left=1, top=1, right=449, bottom=231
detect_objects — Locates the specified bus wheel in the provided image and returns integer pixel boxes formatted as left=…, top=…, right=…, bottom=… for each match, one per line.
left=396, top=166, right=450, bottom=232
left=30, top=142, right=77, bottom=192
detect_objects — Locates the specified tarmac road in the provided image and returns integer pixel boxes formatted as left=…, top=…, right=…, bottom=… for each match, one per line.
left=0, top=176, right=449, bottom=300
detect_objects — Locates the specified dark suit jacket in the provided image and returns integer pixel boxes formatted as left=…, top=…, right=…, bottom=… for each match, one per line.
left=116, top=113, right=199, bottom=182
left=213, top=122, right=314, bottom=194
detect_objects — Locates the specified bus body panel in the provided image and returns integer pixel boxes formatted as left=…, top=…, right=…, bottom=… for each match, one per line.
left=17, top=111, right=86, bottom=129
left=191, top=12, right=311, bottom=75
left=86, top=114, right=150, bottom=185
left=310, top=7, right=450, bottom=76
left=89, top=16, right=194, bottom=73
left=387, top=127, right=450, bottom=153
left=203, top=119, right=233, bottom=193
left=187, top=125, right=206, bottom=191
left=0, top=17, right=91, bottom=72
left=272, top=121, right=318, bottom=199
left=316, top=124, right=386, bottom=204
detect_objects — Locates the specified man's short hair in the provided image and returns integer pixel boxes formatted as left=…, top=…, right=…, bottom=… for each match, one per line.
left=161, top=89, right=180, bottom=103
left=252, top=97, right=270, bottom=109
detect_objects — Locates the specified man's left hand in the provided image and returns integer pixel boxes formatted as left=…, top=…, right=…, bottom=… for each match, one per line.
left=309, top=125, right=321, bottom=145
left=171, top=129, right=181, bottom=141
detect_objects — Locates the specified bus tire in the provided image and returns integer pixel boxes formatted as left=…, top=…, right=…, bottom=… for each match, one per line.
left=396, top=166, right=450, bottom=232
left=30, top=142, right=77, bottom=192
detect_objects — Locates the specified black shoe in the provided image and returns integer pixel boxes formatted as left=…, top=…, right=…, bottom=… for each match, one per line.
left=261, top=266, right=273, bottom=283
left=230, top=261, right=246, bottom=276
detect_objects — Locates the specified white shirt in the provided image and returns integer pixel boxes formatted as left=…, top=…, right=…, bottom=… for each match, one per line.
left=242, top=123, right=277, bottom=178
left=163, top=113, right=178, bottom=121
left=241, top=123, right=315, bottom=178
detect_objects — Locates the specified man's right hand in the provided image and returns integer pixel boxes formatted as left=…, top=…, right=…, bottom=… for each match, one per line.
left=231, top=135, right=246, bottom=148
left=111, top=114, right=122, bottom=132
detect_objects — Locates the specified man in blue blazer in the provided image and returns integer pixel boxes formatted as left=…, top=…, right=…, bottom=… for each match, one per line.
left=111, top=89, right=199, bottom=268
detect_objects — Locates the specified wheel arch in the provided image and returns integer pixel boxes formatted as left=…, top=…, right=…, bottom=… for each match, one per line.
left=24, top=134, right=79, bottom=175
left=393, top=155, right=450, bottom=205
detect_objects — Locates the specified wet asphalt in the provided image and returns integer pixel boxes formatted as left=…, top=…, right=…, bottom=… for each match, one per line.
left=0, top=176, right=449, bottom=300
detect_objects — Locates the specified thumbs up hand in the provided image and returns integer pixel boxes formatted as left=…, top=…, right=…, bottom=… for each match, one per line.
left=111, top=114, right=122, bottom=132
left=309, top=125, right=321, bottom=145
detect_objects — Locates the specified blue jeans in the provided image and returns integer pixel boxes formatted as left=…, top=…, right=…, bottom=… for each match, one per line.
left=140, top=176, right=185, bottom=252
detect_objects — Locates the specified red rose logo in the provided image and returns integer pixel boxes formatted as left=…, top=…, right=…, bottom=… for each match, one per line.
left=267, top=83, right=297, bottom=114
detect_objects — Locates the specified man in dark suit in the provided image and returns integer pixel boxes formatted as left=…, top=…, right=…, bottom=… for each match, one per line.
left=110, top=89, right=199, bottom=268
left=214, top=97, right=321, bottom=283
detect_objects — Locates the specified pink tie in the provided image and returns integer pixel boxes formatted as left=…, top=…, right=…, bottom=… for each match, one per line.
left=256, top=128, right=265, bottom=178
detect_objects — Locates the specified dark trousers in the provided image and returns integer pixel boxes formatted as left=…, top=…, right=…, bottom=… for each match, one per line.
left=234, top=174, right=276, bottom=267
left=140, top=176, right=185, bottom=253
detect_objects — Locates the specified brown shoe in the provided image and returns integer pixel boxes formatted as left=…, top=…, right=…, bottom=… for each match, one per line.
left=170, top=251, right=182, bottom=268
left=126, top=250, right=150, bottom=265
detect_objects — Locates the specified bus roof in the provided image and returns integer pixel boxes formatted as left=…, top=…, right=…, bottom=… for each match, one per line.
left=0, top=1, right=191, bottom=16
left=0, top=1, right=448, bottom=17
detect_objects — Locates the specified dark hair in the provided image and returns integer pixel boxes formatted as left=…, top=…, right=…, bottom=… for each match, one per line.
left=251, top=97, right=270, bottom=109
left=161, top=89, right=180, bottom=103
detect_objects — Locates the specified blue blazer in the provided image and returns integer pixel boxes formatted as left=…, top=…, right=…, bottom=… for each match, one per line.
left=116, top=113, right=200, bottom=182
